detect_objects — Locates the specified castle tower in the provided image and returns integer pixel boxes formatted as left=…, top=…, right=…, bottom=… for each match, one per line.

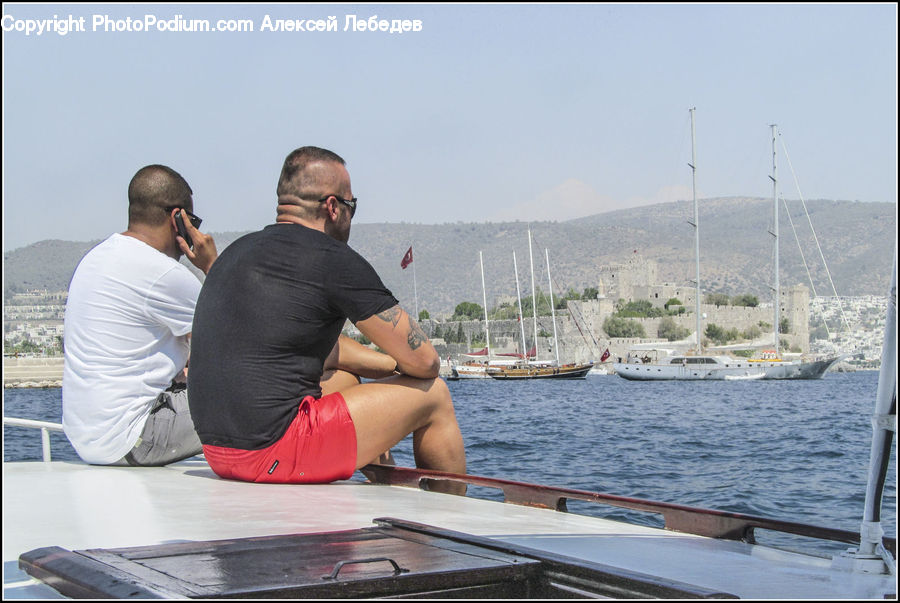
left=783, top=284, right=810, bottom=352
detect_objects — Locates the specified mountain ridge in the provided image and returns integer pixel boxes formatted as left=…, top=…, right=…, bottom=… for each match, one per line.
left=4, top=197, right=895, bottom=315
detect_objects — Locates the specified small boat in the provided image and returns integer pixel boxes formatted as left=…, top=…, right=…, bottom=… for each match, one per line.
left=724, top=371, right=766, bottom=381
left=487, top=361, right=594, bottom=380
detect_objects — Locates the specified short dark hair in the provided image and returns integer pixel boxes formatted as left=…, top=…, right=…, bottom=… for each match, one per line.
left=276, top=146, right=345, bottom=198
left=127, top=165, right=193, bottom=227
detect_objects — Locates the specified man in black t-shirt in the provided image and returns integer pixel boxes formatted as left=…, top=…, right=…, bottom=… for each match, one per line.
left=188, top=147, right=465, bottom=494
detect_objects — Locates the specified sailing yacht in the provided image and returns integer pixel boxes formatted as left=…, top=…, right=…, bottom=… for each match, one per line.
left=612, top=108, right=747, bottom=381
left=448, top=250, right=519, bottom=379
left=752, top=124, right=842, bottom=378
left=613, top=112, right=840, bottom=381
left=488, top=238, right=593, bottom=380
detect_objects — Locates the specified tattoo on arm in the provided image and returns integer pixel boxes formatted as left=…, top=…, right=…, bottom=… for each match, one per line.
left=375, top=306, right=402, bottom=328
left=407, top=315, right=428, bottom=350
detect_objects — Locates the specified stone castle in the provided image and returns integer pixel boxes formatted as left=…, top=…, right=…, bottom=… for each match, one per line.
left=427, top=257, right=811, bottom=365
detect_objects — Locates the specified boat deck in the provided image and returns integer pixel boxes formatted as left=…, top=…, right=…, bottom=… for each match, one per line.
left=3, top=459, right=895, bottom=599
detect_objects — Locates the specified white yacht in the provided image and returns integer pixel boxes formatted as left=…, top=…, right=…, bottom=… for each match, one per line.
left=613, top=351, right=841, bottom=381
left=614, top=354, right=766, bottom=381
left=613, top=114, right=840, bottom=382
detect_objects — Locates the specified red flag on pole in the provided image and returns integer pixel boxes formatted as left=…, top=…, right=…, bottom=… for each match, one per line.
left=401, top=246, right=413, bottom=269
left=600, top=348, right=610, bottom=362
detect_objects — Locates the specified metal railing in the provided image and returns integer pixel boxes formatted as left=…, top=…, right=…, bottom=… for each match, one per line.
left=3, top=417, right=64, bottom=462
left=362, top=463, right=897, bottom=559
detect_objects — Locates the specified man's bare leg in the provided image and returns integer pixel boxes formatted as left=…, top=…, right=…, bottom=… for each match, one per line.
left=321, top=368, right=395, bottom=465
left=341, top=375, right=466, bottom=495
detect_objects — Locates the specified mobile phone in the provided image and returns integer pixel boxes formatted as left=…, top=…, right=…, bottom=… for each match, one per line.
left=174, top=210, right=194, bottom=250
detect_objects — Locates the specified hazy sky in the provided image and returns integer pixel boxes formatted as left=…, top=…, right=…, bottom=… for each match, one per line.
left=2, top=3, right=897, bottom=251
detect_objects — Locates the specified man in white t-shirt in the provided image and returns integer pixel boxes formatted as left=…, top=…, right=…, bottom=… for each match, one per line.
left=62, top=164, right=218, bottom=466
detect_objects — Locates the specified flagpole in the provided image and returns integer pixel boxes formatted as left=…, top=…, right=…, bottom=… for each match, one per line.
left=413, top=259, right=418, bottom=320
left=412, top=242, right=418, bottom=319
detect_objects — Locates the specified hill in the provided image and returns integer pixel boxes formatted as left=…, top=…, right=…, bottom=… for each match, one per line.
left=4, top=198, right=895, bottom=316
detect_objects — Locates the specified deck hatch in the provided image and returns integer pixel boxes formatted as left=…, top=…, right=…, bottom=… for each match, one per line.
left=19, top=520, right=736, bottom=599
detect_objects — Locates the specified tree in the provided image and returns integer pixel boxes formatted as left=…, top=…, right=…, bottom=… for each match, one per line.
left=616, top=300, right=652, bottom=317
left=779, top=317, right=791, bottom=334
left=451, top=301, right=484, bottom=321
left=490, top=302, right=518, bottom=321
left=658, top=317, right=690, bottom=341
left=616, top=300, right=665, bottom=318
left=664, top=298, right=683, bottom=310
left=741, top=325, right=762, bottom=340
left=732, top=294, right=759, bottom=307
left=705, top=293, right=730, bottom=307
left=603, top=316, right=646, bottom=338
left=705, top=323, right=725, bottom=343
left=418, top=309, right=430, bottom=321
left=582, top=287, right=599, bottom=300
left=705, top=323, right=740, bottom=345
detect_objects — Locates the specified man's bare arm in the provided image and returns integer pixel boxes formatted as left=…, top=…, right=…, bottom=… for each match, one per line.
left=325, top=334, right=397, bottom=380
left=356, top=304, right=440, bottom=379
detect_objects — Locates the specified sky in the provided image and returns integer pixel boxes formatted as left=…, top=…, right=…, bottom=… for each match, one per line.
left=2, top=3, right=897, bottom=252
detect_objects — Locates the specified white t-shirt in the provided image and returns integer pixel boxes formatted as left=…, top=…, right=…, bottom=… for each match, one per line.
left=62, top=233, right=202, bottom=464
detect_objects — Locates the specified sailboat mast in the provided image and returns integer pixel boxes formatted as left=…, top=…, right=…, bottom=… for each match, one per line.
left=528, top=227, right=538, bottom=360
left=546, top=248, right=560, bottom=366
left=479, top=250, right=491, bottom=360
left=689, top=107, right=701, bottom=353
left=857, top=243, right=897, bottom=566
left=770, top=124, right=781, bottom=357
left=513, top=251, right=528, bottom=361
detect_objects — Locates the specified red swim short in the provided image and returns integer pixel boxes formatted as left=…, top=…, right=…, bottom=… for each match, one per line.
left=202, top=392, right=357, bottom=484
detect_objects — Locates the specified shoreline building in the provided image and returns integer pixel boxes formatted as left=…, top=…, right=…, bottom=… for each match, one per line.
left=594, top=257, right=810, bottom=352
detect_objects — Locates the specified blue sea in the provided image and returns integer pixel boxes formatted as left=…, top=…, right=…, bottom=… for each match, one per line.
left=4, top=371, right=896, bottom=556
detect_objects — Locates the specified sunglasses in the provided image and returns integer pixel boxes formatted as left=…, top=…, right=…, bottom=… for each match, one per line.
left=317, top=195, right=357, bottom=218
left=164, top=206, right=203, bottom=229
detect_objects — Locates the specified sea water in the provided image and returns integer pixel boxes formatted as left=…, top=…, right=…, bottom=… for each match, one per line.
left=4, top=371, right=896, bottom=556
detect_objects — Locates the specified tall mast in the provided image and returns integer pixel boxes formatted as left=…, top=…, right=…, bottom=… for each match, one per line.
left=479, top=251, right=491, bottom=360
left=513, top=251, right=528, bottom=361
left=528, top=227, right=538, bottom=361
left=546, top=248, right=560, bottom=366
left=770, top=124, right=780, bottom=357
left=857, top=244, right=897, bottom=569
left=688, top=107, right=701, bottom=353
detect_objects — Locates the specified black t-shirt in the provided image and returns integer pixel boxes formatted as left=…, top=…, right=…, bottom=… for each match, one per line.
left=187, top=223, right=398, bottom=449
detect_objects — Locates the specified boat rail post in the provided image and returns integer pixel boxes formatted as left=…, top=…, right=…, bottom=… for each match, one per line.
left=2, top=417, right=64, bottom=462
left=833, top=244, right=897, bottom=576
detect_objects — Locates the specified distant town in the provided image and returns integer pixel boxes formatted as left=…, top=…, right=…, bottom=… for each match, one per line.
left=3, top=286, right=891, bottom=371
left=808, top=295, right=890, bottom=369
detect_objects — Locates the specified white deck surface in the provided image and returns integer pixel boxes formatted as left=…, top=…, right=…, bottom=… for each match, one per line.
left=3, top=459, right=895, bottom=599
